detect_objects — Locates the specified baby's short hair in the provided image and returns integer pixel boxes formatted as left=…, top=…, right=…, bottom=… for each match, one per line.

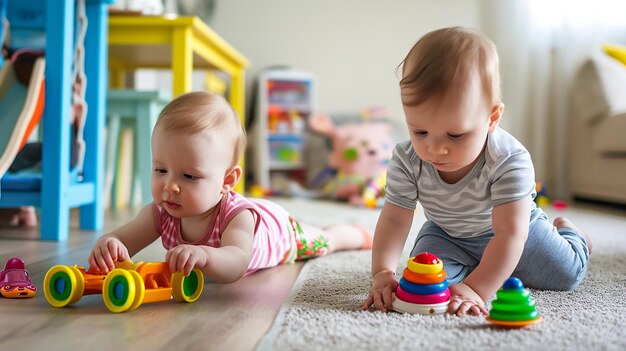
left=399, top=27, right=501, bottom=107
left=154, top=91, right=247, bottom=167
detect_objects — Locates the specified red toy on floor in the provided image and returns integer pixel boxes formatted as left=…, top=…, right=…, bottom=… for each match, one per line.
left=0, top=257, right=37, bottom=298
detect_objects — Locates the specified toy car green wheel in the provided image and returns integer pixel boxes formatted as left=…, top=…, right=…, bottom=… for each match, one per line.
left=128, top=270, right=145, bottom=311
left=102, top=269, right=137, bottom=313
left=43, top=265, right=85, bottom=308
left=171, top=268, right=204, bottom=303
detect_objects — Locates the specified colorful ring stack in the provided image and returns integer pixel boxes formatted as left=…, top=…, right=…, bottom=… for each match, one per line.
left=392, top=252, right=450, bottom=315
left=486, top=277, right=543, bottom=328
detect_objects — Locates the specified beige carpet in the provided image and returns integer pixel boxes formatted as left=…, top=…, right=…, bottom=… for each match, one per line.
left=258, top=199, right=626, bottom=351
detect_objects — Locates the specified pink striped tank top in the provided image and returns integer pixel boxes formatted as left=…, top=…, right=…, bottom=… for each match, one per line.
left=153, top=191, right=297, bottom=275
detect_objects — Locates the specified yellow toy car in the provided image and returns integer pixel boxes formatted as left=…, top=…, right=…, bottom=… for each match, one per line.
left=43, top=260, right=203, bottom=313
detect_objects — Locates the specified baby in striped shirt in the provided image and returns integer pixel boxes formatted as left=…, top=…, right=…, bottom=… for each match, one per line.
left=363, top=27, right=591, bottom=315
left=88, top=92, right=372, bottom=283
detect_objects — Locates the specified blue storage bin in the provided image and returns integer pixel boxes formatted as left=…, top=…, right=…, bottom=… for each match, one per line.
left=268, top=134, right=304, bottom=166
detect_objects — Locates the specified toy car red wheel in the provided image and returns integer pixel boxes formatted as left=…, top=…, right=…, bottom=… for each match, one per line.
left=43, top=265, right=86, bottom=307
left=102, top=269, right=137, bottom=313
left=171, top=268, right=204, bottom=303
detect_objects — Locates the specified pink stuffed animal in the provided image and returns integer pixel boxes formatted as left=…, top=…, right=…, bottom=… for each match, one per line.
left=308, top=110, right=392, bottom=206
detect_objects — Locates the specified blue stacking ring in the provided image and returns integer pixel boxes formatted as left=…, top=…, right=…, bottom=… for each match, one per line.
left=399, top=278, right=448, bottom=295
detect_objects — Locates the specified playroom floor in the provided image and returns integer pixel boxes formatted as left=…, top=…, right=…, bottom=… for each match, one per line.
left=2, top=198, right=624, bottom=350
left=0, top=207, right=303, bottom=351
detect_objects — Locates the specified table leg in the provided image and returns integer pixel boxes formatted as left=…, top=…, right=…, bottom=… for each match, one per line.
left=172, top=26, right=193, bottom=96
left=110, top=68, right=126, bottom=88
left=229, top=70, right=246, bottom=193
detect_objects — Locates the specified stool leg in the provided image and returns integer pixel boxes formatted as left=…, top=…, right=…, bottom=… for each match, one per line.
left=105, top=115, right=121, bottom=211
left=116, top=120, right=135, bottom=209
left=129, top=126, right=140, bottom=208
left=134, top=100, right=160, bottom=206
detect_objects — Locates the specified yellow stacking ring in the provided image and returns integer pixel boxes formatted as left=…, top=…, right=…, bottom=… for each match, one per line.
left=406, top=257, right=443, bottom=275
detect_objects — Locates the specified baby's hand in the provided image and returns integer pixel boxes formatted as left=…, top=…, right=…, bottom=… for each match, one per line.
left=362, top=270, right=398, bottom=312
left=166, top=245, right=209, bottom=276
left=448, top=282, right=488, bottom=316
left=88, top=236, right=130, bottom=273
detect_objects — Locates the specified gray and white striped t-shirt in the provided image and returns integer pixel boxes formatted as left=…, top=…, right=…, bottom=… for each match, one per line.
left=385, top=127, right=536, bottom=238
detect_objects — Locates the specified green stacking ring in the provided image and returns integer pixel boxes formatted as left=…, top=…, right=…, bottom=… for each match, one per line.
left=489, top=309, right=540, bottom=322
left=491, top=299, right=536, bottom=312
left=495, top=289, right=530, bottom=302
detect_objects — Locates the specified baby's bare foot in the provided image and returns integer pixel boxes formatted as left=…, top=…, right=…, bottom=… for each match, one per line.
left=0, top=207, right=37, bottom=228
left=17, top=207, right=37, bottom=227
left=553, top=217, right=592, bottom=254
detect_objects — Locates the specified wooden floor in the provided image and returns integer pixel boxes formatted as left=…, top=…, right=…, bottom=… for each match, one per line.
left=0, top=209, right=302, bottom=351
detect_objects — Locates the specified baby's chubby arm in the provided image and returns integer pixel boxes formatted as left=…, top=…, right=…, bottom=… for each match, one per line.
left=362, top=202, right=414, bottom=312
left=166, top=209, right=254, bottom=283
left=454, top=197, right=532, bottom=314
left=88, top=205, right=160, bottom=273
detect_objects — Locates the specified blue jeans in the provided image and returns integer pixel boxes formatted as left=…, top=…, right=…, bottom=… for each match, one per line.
left=410, top=207, right=589, bottom=291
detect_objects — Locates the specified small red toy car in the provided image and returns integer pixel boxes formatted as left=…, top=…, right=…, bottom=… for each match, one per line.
left=0, top=257, right=37, bottom=298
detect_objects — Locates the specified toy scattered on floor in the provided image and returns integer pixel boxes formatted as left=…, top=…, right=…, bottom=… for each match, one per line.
left=552, top=200, right=568, bottom=210
left=486, top=277, right=543, bottom=328
left=534, top=182, right=568, bottom=210
left=0, top=257, right=37, bottom=298
left=248, top=184, right=271, bottom=198
left=392, top=252, right=450, bottom=314
left=362, top=172, right=386, bottom=208
left=308, top=109, right=392, bottom=207
left=44, top=260, right=204, bottom=313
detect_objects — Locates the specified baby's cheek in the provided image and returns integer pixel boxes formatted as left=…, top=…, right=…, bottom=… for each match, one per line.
left=150, top=180, right=162, bottom=200
left=195, top=188, right=222, bottom=211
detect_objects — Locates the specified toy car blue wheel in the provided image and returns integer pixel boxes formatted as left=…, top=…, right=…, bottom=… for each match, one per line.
left=102, top=269, right=137, bottom=313
left=43, top=265, right=85, bottom=307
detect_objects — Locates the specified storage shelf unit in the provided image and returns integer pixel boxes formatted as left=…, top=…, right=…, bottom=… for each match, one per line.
left=249, top=70, right=316, bottom=189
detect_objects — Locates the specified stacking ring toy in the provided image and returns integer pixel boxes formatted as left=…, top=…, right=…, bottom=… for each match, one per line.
left=399, top=278, right=448, bottom=295
left=487, top=276, right=543, bottom=328
left=395, top=286, right=450, bottom=304
left=406, top=258, right=443, bottom=275
left=392, top=296, right=449, bottom=315
left=402, top=268, right=446, bottom=284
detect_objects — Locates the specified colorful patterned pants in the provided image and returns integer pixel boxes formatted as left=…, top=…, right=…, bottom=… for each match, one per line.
left=289, top=216, right=330, bottom=261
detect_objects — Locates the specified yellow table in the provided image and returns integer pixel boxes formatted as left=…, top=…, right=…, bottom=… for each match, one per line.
left=108, top=15, right=250, bottom=192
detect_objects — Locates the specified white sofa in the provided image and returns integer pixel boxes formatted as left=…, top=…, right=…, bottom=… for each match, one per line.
left=569, top=52, right=626, bottom=204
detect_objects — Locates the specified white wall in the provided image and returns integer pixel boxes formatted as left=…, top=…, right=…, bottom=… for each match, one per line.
left=210, top=0, right=480, bottom=139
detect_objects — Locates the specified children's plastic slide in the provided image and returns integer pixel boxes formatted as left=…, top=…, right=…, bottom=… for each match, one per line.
left=0, top=56, right=45, bottom=181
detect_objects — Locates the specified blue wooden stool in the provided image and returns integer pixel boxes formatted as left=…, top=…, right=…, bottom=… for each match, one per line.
left=106, top=89, right=170, bottom=209
left=0, top=0, right=113, bottom=241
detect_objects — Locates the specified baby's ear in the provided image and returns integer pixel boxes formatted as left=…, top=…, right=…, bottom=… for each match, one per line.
left=488, top=103, right=504, bottom=132
left=222, top=165, right=242, bottom=193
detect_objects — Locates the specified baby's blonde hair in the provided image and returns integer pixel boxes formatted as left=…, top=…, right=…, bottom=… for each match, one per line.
left=399, top=27, right=501, bottom=107
left=154, top=92, right=247, bottom=167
